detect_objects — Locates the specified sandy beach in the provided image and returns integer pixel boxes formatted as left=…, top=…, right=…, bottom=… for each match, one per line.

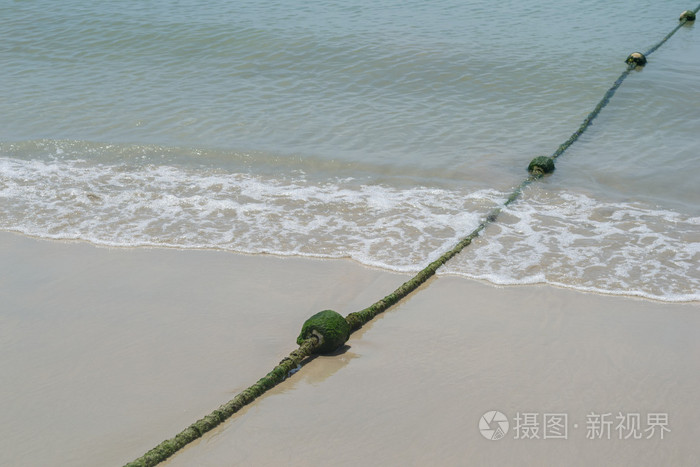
left=1, top=231, right=698, bottom=466
left=3, top=1, right=699, bottom=466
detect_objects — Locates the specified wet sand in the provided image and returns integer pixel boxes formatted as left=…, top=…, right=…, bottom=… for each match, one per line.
left=1, top=232, right=698, bottom=466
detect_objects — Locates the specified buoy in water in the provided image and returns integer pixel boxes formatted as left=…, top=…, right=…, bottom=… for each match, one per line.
left=680, top=10, right=696, bottom=22
left=626, top=52, right=647, bottom=67
left=527, top=156, right=555, bottom=175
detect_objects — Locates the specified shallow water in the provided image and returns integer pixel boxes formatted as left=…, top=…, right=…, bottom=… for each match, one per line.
left=1, top=0, right=698, bottom=301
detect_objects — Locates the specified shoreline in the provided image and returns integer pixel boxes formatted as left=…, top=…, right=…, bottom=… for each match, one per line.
left=4, top=228, right=696, bottom=305
left=1, top=231, right=698, bottom=466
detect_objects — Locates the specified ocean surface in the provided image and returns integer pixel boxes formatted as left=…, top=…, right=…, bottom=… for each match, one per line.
left=1, top=0, right=698, bottom=302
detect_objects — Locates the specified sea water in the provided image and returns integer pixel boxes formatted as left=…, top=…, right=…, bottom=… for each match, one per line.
left=1, top=0, right=698, bottom=301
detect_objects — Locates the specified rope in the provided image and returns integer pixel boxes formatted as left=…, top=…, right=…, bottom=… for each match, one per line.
left=553, top=5, right=698, bottom=162
left=645, top=6, right=699, bottom=56
left=125, top=8, right=697, bottom=466
left=125, top=338, right=320, bottom=467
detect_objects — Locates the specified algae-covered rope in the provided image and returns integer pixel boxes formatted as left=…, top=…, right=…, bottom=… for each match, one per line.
left=125, top=8, right=697, bottom=466
left=125, top=337, right=320, bottom=467
left=645, top=7, right=699, bottom=56
left=550, top=6, right=699, bottom=163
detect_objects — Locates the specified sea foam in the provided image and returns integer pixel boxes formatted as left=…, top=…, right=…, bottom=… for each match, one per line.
left=1, top=154, right=697, bottom=302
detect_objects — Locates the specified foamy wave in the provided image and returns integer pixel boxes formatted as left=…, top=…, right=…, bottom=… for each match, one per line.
left=1, top=155, right=697, bottom=302
left=0, top=155, right=499, bottom=271
left=441, top=190, right=700, bottom=302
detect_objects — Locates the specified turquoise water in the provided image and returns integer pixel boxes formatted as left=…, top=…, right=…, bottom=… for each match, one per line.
left=1, top=0, right=698, bottom=301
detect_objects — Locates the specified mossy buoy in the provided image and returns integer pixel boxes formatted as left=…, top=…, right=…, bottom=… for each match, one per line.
left=527, top=156, right=555, bottom=175
left=680, top=10, right=696, bottom=21
left=297, top=310, right=350, bottom=353
left=626, top=52, right=646, bottom=67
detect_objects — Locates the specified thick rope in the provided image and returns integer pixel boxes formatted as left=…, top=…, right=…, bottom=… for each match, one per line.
left=645, top=5, right=699, bottom=56
left=126, top=8, right=697, bottom=466
left=124, top=337, right=319, bottom=467
left=345, top=177, right=534, bottom=330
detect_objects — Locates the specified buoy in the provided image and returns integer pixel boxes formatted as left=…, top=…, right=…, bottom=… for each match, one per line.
left=297, top=310, right=350, bottom=353
left=626, top=52, right=647, bottom=67
left=680, top=10, right=696, bottom=22
left=527, top=156, right=555, bottom=175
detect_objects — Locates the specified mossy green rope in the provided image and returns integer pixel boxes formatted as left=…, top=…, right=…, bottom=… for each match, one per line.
left=124, top=337, right=320, bottom=467
left=126, top=7, right=698, bottom=466
left=646, top=6, right=698, bottom=57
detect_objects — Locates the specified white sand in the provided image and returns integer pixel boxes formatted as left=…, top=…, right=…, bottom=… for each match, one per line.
left=1, top=232, right=698, bottom=466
